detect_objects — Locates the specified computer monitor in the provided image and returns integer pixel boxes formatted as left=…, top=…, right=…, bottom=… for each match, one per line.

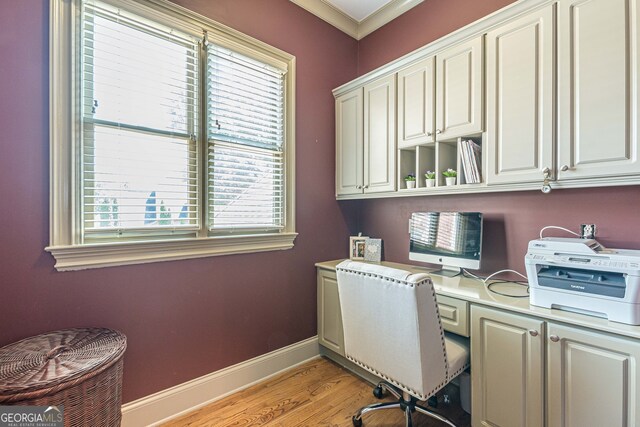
left=409, top=212, right=483, bottom=277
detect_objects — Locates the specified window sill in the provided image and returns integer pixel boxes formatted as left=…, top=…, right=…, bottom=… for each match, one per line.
left=45, top=232, right=298, bottom=271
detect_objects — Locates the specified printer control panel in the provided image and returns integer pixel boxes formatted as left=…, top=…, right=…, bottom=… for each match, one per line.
left=591, top=260, right=639, bottom=269
left=529, top=254, right=639, bottom=270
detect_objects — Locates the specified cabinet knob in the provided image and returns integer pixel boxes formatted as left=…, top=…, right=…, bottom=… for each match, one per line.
left=541, top=167, right=552, bottom=194
left=356, top=185, right=362, bottom=189
left=436, top=129, right=442, bottom=134
left=427, top=131, right=433, bottom=137
left=529, top=329, right=539, bottom=337
left=561, top=164, right=570, bottom=171
left=363, top=185, right=369, bottom=189
left=550, top=335, right=560, bottom=342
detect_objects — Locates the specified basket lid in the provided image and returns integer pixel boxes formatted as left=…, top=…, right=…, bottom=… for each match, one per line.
left=0, top=328, right=126, bottom=400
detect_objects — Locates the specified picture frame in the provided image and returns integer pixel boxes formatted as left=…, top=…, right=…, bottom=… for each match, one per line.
left=349, top=236, right=368, bottom=260
left=364, top=238, right=382, bottom=262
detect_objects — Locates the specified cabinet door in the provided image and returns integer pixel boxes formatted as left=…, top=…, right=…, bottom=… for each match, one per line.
left=317, top=269, right=345, bottom=356
left=558, top=0, right=640, bottom=180
left=336, top=88, right=363, bottom=196
left=436, top=37, right=484, bottom=141
left=397, top=57, right=436, bottom=147
left=547, top=322, right=640, bottom=427
left=471, top=306, right=545, bottom=427
left=364, top=75, right=396, bottom=193
left=486, top=5, right=555, bottom=185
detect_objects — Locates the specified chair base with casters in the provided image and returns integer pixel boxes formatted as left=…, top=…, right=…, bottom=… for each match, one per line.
left=351, top=380, right=457, bottom=427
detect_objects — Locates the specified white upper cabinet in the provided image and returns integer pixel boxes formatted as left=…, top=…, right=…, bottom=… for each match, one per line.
left=363, top=74, right=397, bottom=193
left=436, top=36, right=484, bottom=141
left=558, top=0, right=640, bottom=180
left=334, top=0, right=640, bottom=200
left=335, top=88, right=363, bottom=196
left=335, top=76, right=396, bottom=196
left=397, top=57, right=436, bottom=148
left=486, top=4, right=556, bottom=185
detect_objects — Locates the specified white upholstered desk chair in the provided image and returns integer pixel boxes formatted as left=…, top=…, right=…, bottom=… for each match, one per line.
left=336, top=260, right=470, bottom=427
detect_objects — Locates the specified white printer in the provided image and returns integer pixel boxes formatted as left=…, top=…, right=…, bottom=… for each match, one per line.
left=525, top=237, right=640, bottom=325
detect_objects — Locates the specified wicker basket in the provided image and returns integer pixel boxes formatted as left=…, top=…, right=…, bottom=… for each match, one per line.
left=0, top=328, right=127, bottom=427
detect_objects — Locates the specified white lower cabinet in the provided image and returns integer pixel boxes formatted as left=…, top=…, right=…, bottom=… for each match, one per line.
left=317, top=269, right=345, bottom=356
left=547, top=322, right=640, bottom=427
left=471, top=305, right=545, bottom=427
left=472, top=305, right=640, bottom=427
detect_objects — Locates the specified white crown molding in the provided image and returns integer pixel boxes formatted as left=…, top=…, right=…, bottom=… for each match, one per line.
left=290, top=0, right=424, bottom=40
left=121, top=337, right=320, bottom=427
left=333, top=0, right=553, bottom=97
left=290, top=0, right=359, bottom=38
left=358, top=0, right=424, bottom=39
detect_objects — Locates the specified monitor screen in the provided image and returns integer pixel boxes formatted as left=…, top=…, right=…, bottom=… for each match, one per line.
left=409, top=212, right=483, bottom=274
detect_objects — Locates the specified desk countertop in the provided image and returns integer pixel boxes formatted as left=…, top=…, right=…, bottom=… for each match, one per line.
left=316, top=259, right=640, bottom=341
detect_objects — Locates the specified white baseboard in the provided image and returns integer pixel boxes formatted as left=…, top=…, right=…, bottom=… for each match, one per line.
left=121, top=336, right=320, bottom=427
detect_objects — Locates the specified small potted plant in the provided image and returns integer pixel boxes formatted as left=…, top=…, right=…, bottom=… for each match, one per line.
left=424, top=171, right=436, bottom=187
left=404, top=174, right=416, bottom=189
left=443, top=168, right=457, bottom=186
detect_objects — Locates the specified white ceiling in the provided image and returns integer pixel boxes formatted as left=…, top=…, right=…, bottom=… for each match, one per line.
left=324, top=0, right=394, bottom=22
left=289, top=0, right=423, bottom=39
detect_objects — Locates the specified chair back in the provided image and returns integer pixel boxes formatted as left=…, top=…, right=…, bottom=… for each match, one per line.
left=336, top=260, right=448, bottom=400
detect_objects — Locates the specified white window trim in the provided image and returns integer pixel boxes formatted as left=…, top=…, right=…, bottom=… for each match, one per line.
left=47, top=0, right=297, bottom=271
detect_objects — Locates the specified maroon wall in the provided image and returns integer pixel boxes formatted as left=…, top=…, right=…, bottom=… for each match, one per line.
left=0, top=0, right=358, bottom=403
left=2, top=0, right=639, bottom=408
left=358, top=187, right=640, bottom=277
left=357, top=0, right=517, bottom=75
left=355, top=0, right=640, bottom=274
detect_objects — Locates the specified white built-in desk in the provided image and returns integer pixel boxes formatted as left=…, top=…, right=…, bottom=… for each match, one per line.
left=316, top=259, right=640, bottom=427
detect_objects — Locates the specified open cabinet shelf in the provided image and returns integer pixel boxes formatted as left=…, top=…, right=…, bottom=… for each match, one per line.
left=397, top=134, right=484, bottom=191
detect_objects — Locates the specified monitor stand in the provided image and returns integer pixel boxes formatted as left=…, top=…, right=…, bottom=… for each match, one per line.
left=429, top=266, right=462, bottom=277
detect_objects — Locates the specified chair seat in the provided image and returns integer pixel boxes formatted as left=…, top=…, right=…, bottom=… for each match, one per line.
left=444, top=333, right=470, bottom=381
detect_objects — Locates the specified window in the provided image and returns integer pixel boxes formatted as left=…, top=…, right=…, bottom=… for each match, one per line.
left=206, top=46, right=286, bottom=233
left=48, top=0, right=296, bottom=270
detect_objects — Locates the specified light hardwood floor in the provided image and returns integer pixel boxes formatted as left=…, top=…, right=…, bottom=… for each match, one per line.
left=163, top=357, right=470, bottom=427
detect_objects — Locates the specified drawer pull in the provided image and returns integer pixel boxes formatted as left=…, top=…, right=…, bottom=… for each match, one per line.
left=438, top=305, right=457, bottom=321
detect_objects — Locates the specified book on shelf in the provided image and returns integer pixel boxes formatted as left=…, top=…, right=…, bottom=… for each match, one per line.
left=458, top=139, right=482, bottom=184
left=460, top=141, right=473, bottom=183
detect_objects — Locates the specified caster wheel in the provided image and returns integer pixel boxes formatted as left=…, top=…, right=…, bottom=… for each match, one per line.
left=352, top=415, right=363, bottom=427
left=373, top=385, right=385, bottom=399
left=427, top=395, right=438, bottom=408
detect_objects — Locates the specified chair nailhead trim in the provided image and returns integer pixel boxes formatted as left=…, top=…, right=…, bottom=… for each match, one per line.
left=339, top=265, right=462, bottom=402
left=336, top=267, right=432, bottom=288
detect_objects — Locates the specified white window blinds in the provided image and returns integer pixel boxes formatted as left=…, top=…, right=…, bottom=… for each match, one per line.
left=81, top=1, right=199, bottom=237
left=206, top=45, right=286, bottom=232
